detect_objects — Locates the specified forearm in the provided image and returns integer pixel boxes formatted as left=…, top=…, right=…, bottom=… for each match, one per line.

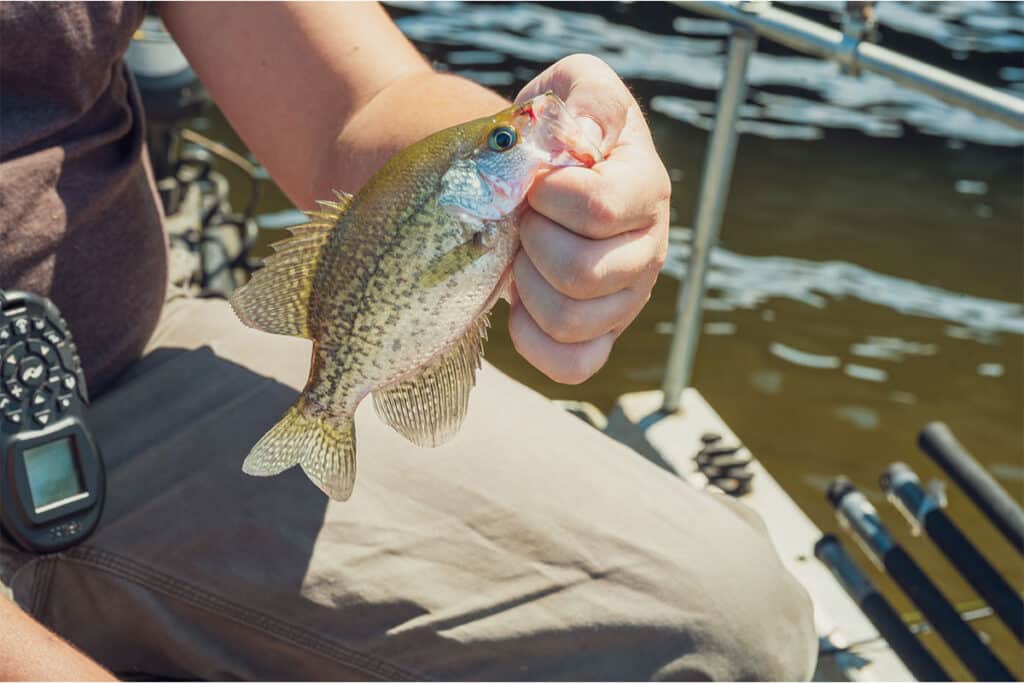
left=313, top=71, right=507, bottom=203
left=0, top=594, right=115, bottom=681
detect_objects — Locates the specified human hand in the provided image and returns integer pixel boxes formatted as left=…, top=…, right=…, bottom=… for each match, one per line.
left=510, top=54, right=671, bottom=384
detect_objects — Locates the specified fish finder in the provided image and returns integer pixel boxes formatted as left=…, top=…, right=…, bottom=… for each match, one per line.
left=0, top=289, right=104, bottom=553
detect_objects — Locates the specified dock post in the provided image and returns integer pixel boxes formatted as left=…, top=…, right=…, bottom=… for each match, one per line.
left=661, top=24, right=756, bottom=412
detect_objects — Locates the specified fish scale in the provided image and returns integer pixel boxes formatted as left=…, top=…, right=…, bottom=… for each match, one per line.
left=229, top=92, right=602, bottom=500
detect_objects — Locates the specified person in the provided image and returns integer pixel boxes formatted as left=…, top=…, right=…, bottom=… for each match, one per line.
left=0, top=2, right=817, bottom=680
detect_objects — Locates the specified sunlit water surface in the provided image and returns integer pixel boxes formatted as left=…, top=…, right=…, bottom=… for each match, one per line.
left=213, top=2, right=1022, bottom=675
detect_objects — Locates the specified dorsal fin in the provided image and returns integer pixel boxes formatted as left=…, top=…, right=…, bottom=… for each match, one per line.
left=229, top=190, right=353, bottom=338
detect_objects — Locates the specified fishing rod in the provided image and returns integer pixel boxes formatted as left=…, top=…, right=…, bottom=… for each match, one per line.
left=827, top=477, right=1014, bottom=681
left=814, top=534, right=951, bottom=681
left=918, top=422, right=1024, bottom=555
left=881, top=463, right=1024, bottom=644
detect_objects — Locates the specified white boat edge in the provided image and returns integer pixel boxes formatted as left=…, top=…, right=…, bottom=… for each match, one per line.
left=605, top=388, right=915, bottom=682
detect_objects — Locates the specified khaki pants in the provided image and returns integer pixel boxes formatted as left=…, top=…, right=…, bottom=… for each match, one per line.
left=1, top=296, right=816, bottom=680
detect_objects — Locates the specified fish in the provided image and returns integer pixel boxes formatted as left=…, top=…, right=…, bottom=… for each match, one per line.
left=230, top=92, right=603, bottom=501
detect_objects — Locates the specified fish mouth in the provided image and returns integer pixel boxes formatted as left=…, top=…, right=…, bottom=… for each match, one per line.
left=518, top=92, right=603, bottom=168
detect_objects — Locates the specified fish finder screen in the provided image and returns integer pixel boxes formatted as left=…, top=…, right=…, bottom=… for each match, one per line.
left=22, top=438, right=85, bottom=512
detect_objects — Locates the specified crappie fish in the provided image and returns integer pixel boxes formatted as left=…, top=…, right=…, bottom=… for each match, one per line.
left=230, top=92, right=602, bottom=500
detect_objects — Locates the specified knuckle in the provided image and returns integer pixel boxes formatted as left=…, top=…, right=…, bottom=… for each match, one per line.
left=565, top=188, right=610, bottom=239
left=642, top=203, right=663, bottom=235
left=553, top=173, right=613, bottom=236
left=561, top=248, right=602, bottom=299
left=651, top=232, right=669, bottom=272
left=655, top=164, right=673, bottom=204
left=652, top=245, right=668, bottom=272
left=580, top=191, right=618, bottom=236
left=643, top=167, right=673, bottom=229
left=550, top=297, right=589, bottom=344
left=646, top=200, right=671, bottom=274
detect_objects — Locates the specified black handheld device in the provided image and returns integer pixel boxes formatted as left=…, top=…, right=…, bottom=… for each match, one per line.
left=0, top=289, right=104, bottom=552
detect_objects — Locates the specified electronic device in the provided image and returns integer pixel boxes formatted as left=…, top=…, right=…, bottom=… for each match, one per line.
left=0, top=289, right=104, bottom=552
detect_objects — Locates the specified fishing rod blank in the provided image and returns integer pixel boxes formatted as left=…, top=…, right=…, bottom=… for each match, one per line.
left=827, top=477, right=1014, bottom=681
left=882, top=463, right=1024, bottom=644
left=918, top=421, right=1024, bottom=554
left=815, top=534, right=951, bottom=681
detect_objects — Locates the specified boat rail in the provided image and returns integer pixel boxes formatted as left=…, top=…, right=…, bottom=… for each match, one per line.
left=659, top=0, right=1024, bottom=412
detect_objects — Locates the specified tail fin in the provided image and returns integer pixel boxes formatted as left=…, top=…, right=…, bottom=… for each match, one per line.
left=243, top=398, right=357, bottom=501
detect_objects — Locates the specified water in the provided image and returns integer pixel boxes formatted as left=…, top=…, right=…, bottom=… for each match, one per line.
left=212, top=2, right=1023, bottom=675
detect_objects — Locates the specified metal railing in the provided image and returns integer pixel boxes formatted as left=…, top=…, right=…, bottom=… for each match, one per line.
left=660, top=1, right=1024, bottom=413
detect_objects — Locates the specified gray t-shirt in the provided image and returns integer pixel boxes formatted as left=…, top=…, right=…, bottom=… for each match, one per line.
left=0, top=1, right=168, bottom=395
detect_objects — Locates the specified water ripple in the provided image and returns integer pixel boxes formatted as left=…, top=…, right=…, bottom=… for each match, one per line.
left=664, top=228, right=1024, bottom=337
left=391, top=1, right=1024, bottom=146
left=770, top=342, right=842, bottom=369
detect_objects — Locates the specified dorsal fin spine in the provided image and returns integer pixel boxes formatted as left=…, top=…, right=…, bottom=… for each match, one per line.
left=229, top=190, right=354, bottom=339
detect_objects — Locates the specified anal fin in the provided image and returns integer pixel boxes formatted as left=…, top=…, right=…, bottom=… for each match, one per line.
left=372, top=314, right=490, bottom=447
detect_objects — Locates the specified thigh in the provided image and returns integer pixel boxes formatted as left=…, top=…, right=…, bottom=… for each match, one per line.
left=8, top=297, right=816, bottom=681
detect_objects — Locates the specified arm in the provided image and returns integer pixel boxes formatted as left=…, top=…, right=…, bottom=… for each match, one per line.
left=157, top=2, right=506, bottom=208
left=0, top=594, right=116, bottom=680
left=158, top=3, right=669, bottom=385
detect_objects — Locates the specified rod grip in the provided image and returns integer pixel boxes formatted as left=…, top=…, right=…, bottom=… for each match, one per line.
left=918, top=422, right=1024, bottom=554
left=884, top=546, right=1013, bottom=681
left=815, top=535, right=951, bottom=681
left=924, top=510, right=1024, bottom=643
left=859, top=593, right=952, bottom=682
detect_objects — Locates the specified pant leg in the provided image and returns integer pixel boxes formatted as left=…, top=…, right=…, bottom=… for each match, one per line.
left=5, top=296, right=817, bottom=681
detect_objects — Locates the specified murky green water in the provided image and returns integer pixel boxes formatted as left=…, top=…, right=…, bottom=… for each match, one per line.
left=200, top=2, right=1023, bottom=676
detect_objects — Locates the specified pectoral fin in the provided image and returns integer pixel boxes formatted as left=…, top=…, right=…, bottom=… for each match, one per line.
left=418, top=234, right=491, bottom=289
left=372, top=313, right=490, bottom=447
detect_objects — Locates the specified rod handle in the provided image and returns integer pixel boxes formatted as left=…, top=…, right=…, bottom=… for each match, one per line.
left=884, top=546, right=1014, bottom=681
left=918, top=422, right=1024, bottom=554
left=924, top=511, right=1024, bottom=643
left=814, top=535, right=952, bottom=681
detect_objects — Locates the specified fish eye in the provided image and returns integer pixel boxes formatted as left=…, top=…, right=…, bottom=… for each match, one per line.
left=488, top=126, right=517, bottom=152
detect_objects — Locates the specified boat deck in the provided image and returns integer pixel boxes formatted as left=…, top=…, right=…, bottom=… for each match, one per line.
left=606, top=388, right=913, bottom=681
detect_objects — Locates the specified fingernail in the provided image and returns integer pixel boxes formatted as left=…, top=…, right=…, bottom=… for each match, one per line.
left=575, top=115, right=604, bottom=150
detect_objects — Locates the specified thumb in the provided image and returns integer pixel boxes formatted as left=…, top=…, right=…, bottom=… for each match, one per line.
left=516, top=53, right=633, bottom=155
